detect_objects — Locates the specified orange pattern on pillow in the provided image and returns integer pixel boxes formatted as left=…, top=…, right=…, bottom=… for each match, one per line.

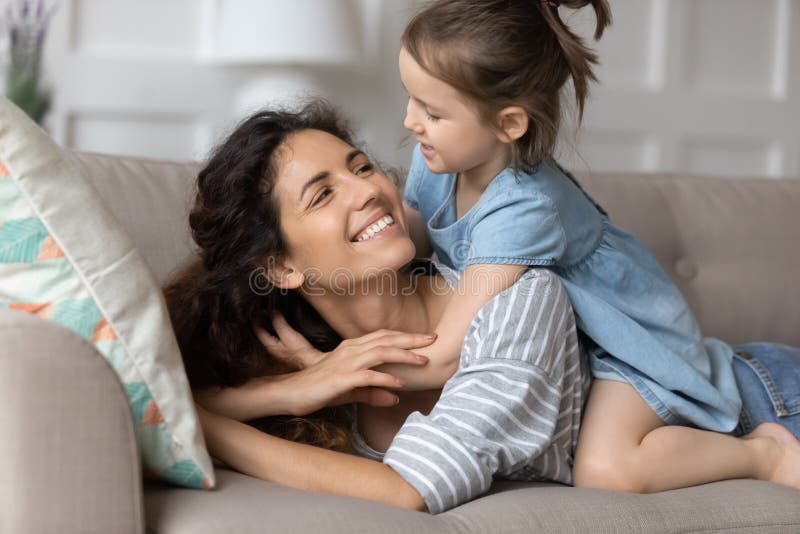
left=91, top=317, right=118, bottom=341
left=143, top=400, right=166, bottom=426
left=37, top=236, right=65, bottom=260
left=10, top=302, right=54, bottom=318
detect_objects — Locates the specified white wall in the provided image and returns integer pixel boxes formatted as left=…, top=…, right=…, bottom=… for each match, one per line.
left=34, top=0, right=800, bottom=178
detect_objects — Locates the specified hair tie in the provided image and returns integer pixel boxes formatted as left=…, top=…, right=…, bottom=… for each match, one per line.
left=544, top=0, right=560, bottom=7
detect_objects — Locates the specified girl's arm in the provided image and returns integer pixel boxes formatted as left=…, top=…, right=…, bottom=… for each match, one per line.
left=403, top=202, right=432, bottom=258
left=196, top=404, right=427, bottom=511
left=378, top=263, right=528, bottom=389
left=195, top=326, right=434, bottom=421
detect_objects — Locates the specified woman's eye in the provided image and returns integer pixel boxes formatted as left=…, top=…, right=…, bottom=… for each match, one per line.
left=426, top=111, right=440, bottom=122
left=355, top=163, right=374, bottom=175
left=312, top=188, right=332, bottom=206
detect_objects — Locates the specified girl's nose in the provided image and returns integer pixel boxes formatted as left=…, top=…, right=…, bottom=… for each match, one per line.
left=404, top=100, right=423, bottom=134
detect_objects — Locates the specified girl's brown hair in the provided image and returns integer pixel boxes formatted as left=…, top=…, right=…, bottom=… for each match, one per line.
left=401, top=0, right=611, bottom=173
left=164, top=101, right=357, bottom=452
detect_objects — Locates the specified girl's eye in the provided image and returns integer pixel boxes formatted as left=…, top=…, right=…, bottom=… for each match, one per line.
left=426, top=111, right=440, bottom=122
left=312, top=187, right=332, bottom=206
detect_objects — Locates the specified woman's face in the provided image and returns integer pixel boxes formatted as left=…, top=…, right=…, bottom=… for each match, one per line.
left=272, top=129, right=415, bottom=293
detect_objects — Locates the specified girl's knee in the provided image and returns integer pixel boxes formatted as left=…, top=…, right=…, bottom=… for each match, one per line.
left=573, top=452, right=648, bottom=493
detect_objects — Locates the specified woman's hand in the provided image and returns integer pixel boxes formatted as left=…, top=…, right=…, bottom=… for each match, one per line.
left=254, top=314, right=435, bottom=416
left=194, top=315, right=435, bottom=421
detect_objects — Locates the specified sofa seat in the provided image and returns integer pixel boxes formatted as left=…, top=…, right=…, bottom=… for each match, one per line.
left=145, top=470, right=800, bottom=533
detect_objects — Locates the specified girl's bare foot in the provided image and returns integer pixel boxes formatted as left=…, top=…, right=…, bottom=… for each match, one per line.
left=745, top=422, right=800, bottom=489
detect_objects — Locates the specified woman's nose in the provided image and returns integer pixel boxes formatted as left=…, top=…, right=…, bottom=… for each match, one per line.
left=349, top=174, right=382, bottom=208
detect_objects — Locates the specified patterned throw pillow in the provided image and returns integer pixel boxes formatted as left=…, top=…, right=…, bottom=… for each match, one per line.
left=0, top=97, right=215, bottom=489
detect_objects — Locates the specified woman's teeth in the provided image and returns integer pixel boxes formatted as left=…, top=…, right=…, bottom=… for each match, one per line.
left=356, top=215, right=394, bottom=242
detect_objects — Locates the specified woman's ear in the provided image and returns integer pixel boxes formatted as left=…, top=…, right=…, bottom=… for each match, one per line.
left=495, top=106, right=529, bottom=143
left=267, top=260, right=304, bottom=290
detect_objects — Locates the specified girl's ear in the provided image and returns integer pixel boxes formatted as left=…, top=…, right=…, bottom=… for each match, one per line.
left=267, top=260, right=304, bottom=290
left=495, top=106, right=529, bottom=143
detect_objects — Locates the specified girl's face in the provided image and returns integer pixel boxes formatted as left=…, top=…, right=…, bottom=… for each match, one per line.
left=272, top=129, right=415, bottom=292
left=399, top=47, right=507, bottom=180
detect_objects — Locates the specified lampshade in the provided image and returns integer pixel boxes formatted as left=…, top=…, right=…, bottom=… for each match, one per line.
left=200, top=0, right=362, bottom=65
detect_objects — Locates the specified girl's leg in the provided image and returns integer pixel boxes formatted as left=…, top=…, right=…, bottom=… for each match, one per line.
left=572, top=379, right=800, bottom=492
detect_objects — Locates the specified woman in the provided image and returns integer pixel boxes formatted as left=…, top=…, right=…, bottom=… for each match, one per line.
left=165, top=101, right=800, bottom=514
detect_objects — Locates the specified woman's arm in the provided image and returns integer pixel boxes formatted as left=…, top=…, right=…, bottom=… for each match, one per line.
left=196, top=326, right=435, bottom=421
left=197, top=404, right=427, bottom=511
left=377, top=263, right=528, bottom=389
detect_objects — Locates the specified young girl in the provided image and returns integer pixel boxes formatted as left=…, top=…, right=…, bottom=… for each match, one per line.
left=373, top=0, right=789, bottom=493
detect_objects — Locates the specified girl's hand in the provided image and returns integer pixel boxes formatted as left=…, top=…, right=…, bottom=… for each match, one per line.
left=255, top=313, right=435, bottom=416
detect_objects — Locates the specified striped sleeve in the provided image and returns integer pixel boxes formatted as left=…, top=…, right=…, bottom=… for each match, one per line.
left=383, top=270, right=575, bottom=513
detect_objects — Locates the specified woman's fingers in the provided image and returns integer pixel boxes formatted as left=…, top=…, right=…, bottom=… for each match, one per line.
left=355, top=332, right=438, bottom=352
left=350, top=345, right=428, bottom=370
left=271, top=314, right=323, bottom=368
left=272, top=313, right=314, bottom=351
left=254, top=325, right=292, bottom=358
left=348, top=387, right=400, bottom=408
left=354, top=368, right=406, bottom=389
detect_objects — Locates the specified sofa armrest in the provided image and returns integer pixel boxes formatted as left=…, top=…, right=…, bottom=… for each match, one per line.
left=0, top=309, right=144, bottom=534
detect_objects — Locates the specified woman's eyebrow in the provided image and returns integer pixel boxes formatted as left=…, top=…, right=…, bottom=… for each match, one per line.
left=300, top=171, right=329, bottom=202
left=346, top=149, right=365, bottom=165
left=299, top=150, right=366, bottom=201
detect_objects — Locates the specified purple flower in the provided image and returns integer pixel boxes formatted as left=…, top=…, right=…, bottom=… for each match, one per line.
left=3, top=0, right=56, bottom=74
left=2, top=0, right=56, bottom=123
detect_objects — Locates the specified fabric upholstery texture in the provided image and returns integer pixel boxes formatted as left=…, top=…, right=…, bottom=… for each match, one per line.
left=69, top=151, right=200, bottom=286
left=0, top=97, right=214, bottom=489
left=0, top=309, right=144, bottom=534
left=579, top=172, right=800, bottom=346
left=144, top=469, right=800, bottom=534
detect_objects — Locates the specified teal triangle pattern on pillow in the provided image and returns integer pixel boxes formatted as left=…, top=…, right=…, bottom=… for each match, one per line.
left=0, top=97, right=214, bottom=489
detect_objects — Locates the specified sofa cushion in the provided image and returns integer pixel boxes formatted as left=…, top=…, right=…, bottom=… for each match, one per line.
left=0, top=97, right=214, bottom=489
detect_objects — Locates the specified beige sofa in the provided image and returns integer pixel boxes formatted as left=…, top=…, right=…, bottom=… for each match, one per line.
left=2, top=149, right=799, bottom=533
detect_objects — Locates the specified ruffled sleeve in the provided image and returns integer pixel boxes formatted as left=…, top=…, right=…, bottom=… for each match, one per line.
left=465, top=188, right=567, bottom=266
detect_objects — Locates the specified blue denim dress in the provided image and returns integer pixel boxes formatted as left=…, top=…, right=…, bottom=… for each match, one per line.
left=731, top=343, right=800, bottom=439
left=405, top=144, right=742, bottom=431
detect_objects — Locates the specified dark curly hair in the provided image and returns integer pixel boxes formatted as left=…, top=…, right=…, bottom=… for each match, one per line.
left=164, top=100, right=357, bottom=451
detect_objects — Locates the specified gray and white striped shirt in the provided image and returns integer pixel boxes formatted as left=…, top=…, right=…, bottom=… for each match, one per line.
left=353, top=265, right=591, bottom=514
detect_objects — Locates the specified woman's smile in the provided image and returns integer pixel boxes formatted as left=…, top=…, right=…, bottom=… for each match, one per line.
left=354, top=214, right=398, bottom=242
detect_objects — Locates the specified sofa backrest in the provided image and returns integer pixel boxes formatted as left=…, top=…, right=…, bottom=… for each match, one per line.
left=578, top=171, right=800, bottom=346
left=70, top=151, right=200, bottom=287
left=71, top=150, right=800, bottom=347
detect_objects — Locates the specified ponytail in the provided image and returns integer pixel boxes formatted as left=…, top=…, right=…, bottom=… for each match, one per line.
left=537, top=0, right=612, bottom=119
